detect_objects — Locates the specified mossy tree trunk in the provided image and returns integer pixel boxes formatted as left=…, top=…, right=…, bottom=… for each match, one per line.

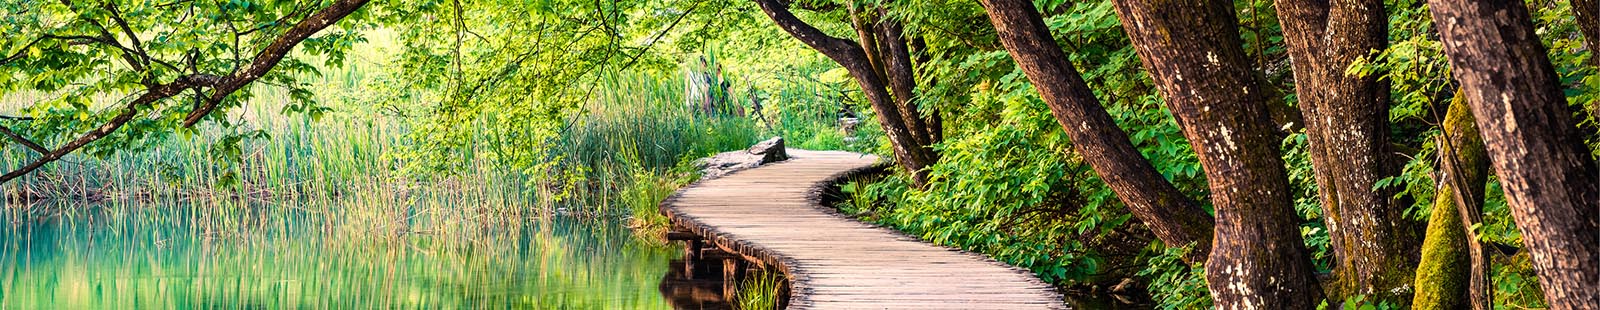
left=1274, top=0, right=1423, bottom=303
left=977, top=0, right=1217, bottom=263
left=1428, top=0, right=1600, bottom=308
left=1109, top=0, right=1324, bottom=307
left=1411, top=92, right=1490, bottom=310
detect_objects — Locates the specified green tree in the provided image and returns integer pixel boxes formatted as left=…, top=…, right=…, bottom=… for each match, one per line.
left=0, top=0, right=371, bottom=183
left=978, top=0, right=1216, bottom=263
left=751, top=0, right=942, bottom=186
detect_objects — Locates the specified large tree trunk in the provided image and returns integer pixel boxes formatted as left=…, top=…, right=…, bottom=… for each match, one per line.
left=977, top=0, right=1216, bottom=263
left=1574, top=0, right=1599, bottom=66
left=876, top=10, right=940, bottom=149
left=1273, top=0, right=1421, bottom=302
left=910, top=37, right=945, bottom=145
left=1577, top=0, right=1600, bottom=116
left=1411, top=93, right=1490, bottom=310
left=1428, top=0, right=1600, bottom=308
left=848, top=6, right=890, bottom=87
left=1109, top=0, right=1323, bottom=307
left=753, top=0, right=939, bottom=185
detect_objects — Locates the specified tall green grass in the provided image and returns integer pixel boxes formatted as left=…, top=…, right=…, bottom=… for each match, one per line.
left=0, top=29, right=421, bottom=201
left=734, top=269, right=786, bottom=310
left=536, top=71, right=759, bottom=232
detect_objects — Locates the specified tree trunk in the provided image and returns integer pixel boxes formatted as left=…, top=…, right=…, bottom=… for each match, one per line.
left=754, top=0, right=939, bottom=185
left=1579, top=0, right=1600, bottom=117
left=1109, top=0, right=1323, bottom=307
left=911, top=36, right=945, bottom=145
left=848, top=5, right=890, bottom=87
left=1274, top=0, right=1421, bottom=302
left=876, top=11, right=939, bottom=149
left=1428, top=0, right=1600, bottom=308
left=1411, top=93, right=1490, bottom=310
left=977, top=0, right=1216, bottom=263
left=1574, top=0, right=1599, bottom=67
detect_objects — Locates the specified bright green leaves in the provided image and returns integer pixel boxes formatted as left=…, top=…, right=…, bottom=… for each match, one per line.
left=367, top=0, right=755, bottom=177
left=836, top=0, right=1210, bottom=288
left=0, top=0, right=373, bottom=184
left=1138, top=245, right=1212, bottom=310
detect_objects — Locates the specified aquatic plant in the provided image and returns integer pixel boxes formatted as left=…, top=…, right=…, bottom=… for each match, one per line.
left=734, top=270, right=786, bottom=310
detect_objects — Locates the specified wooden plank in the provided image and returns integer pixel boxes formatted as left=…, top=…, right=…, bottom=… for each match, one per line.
left=661, top=149, right=1068, bottom=309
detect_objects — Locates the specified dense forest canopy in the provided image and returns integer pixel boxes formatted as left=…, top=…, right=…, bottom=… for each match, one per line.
left=2, top=0, right=1597, bottom=309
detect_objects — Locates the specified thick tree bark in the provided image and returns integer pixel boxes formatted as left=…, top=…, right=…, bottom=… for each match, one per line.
left=910, top=37, right=945, bottom=145
left=1273, top=0, right=1421, bottom=302
left=1428, top=0, right=1600, bottom=308
left=848, top=6, right=890, bottom=87
left=1574, top=0, right=1599, bottom=66
left=1411, top=93, right=1490, bottom=310
left=1109, top=0, right=1323, bottom=307
left=754, top=0, right=939, bottom=185
left=877, top=11, right=939, bottom=149
left=1579, top=0, right=1600, bottom=116
left=977, top=0, right=1216, bottom=263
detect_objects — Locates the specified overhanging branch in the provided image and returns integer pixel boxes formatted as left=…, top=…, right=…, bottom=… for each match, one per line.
left=181, top=0, right=372, bottom=127
left=0, top=73, right=216, bottom=183
left=0, top=126, right=49, bottom=154
left=0, top=0, right=371, bottom=184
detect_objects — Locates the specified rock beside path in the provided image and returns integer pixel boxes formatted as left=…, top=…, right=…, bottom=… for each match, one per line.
left=695, top=137, right=788, bottom=179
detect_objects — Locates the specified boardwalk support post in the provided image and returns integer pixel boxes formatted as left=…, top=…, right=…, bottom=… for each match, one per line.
left=724, top=258, right=747, bottom=299
left=683, top=238, right=703, bottom=279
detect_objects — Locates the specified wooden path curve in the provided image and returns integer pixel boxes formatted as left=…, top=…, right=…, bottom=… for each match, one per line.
left=660, top=149, right=1067, bottom=309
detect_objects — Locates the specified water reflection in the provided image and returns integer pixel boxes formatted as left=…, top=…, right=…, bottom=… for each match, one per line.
left=0, top=197, right=687, bottom=309
left=658, top=258, right=732, bottom=310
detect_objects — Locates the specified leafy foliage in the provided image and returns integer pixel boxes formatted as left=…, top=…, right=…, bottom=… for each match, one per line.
left=1, top=0, right=371, bottom=182
left=1138, top=245, right=1212, bottom=310
left=5, top=0, right=1600, bottom=307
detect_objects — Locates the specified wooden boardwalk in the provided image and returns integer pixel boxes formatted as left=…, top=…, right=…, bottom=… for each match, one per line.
left=661, top=149, right=1067, bottom=309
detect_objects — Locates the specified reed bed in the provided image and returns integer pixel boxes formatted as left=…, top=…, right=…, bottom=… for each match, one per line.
left=536, top=71, right=758, bottom=229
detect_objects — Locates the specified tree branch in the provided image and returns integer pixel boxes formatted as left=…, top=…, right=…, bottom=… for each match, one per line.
left=59, top=0, right=151, bottom=74
left=618, top=0, right=703, bottom=70
left=103, top=2, right=154, bottom=70
left=181, top=0, right=372, bottom=127
left=0, top=36, right=48, bottom=67
left=0, top=126, right=49, bottom=154
left=0, top=73, right=219, bottom=184
left=753, top=0, right=865, bottom=66
left=0, top=0, right=371, bottom=184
